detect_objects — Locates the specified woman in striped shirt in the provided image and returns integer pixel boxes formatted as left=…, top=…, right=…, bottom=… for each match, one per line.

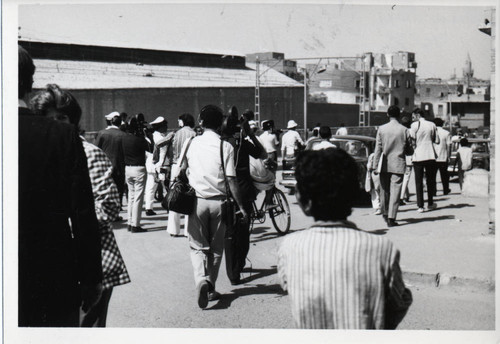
left=278, top=148, right=412, bottom=329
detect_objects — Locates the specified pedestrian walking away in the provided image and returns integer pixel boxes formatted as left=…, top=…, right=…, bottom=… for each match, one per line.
left=455, top=137, right=473, bottom=190
left=31, top=84, right=131, bottom=327
left=410, top=108, right=440, bottom=212
left=122, top=116, right=150, bottom=233
left=373, top=105, right=411, bottom=227
left=19, top=46, right=103, bottom=327
left=278, top=149, right=412, bottom=329
left=433, top=118, right=452, bottom=195
left=172, top=104, right=247, bottom=309
left=167, top=113, right=196, bottom=237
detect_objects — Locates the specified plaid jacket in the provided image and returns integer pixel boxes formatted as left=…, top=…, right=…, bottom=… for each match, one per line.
left=82, top=139, right=131, bottom=289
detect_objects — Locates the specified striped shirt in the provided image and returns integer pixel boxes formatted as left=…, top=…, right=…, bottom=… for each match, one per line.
left=82, top=139, right=131, bottom=289
left=278, top=220, right=412, bottom=329
left=172, top=126, right=196, bottom=164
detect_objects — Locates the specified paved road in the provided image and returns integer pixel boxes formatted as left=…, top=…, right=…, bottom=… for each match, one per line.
left=108, top=175, right=494, bottom=330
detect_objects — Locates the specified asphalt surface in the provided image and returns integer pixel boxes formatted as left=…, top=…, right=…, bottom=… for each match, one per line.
left=107, top=171, right=494, bottom=330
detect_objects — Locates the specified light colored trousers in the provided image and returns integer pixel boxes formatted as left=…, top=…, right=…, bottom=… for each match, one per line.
left=188, top=197, right=226, bottom=289
left=379, top=172, right=403, bottom=220
left=167, top=163, right=188, bottom=236
left=125, top=166, right=146, bottom=227
left=144, top=172, right=159, bottom=210
left=370, top=171, right=381, bottom=211
left=400, top=166, right=412, bottom=200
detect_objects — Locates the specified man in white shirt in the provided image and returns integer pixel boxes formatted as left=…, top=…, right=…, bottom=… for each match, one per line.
left=312, top=126, right=336, bottom=151
left=281, top=120, right=304, bottom=160
left=335, top=123, right=348, bottom=136
left=175, top=105, right=247, bottom=309
left=259, top=120, right=279, bottom=161
left=433, top=118, right=452, bottom=195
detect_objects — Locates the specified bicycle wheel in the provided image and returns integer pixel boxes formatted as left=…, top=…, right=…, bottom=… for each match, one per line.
left=269, top=188, right=291, bottom=235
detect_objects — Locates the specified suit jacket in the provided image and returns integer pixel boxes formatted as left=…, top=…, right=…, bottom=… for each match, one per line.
left=19, top=107, right=102, bottom=325
left=410, top=118, right=439, bottom=162
left=373, top=118, right=409, bottom=175
left=95, top=127, right=126, bottom=180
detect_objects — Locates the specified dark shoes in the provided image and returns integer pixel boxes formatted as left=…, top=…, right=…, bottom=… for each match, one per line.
left=131, top=226, right=147, bottom=233
left=386, top=218, right=398, bottom=227
left=208, top=291, right=221, bottom=301
left=399, top=200, right=406, bottom=206
left=145, top=209, right=157, bottom=216
left=230, top=278, right=242, bottom=286
left=197, top=281, right=209, bottom=309
left=444, top=189, right=451, bottom=195
left=113, top=216, right=123, bottom=222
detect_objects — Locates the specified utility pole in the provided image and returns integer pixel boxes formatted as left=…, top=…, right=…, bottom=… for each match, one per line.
left=255, top=57, right=261, bottom=124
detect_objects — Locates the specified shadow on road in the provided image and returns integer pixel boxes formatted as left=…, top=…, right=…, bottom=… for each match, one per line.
left=367, top=228, right=389, bottom=235
left=207, top=282, right=286, bottom=310
left=400, top=215, right=455, bottom=226
left=251, top=226, right=271, bottom=235
left=437, top=203, right=475, bottom=210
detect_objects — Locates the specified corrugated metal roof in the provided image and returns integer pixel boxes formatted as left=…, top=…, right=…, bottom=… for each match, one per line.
left=32, top=59, right=303, bottom=90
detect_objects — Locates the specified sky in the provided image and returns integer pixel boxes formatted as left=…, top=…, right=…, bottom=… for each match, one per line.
left=18, top=2, right=493, bottom=80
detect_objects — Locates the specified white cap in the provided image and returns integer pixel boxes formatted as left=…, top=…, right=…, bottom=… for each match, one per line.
left=287, top=120, right=298, bottom=129
left=150, top=116, right=166, bottom=125
left=105, top=111, right=120, bottom=120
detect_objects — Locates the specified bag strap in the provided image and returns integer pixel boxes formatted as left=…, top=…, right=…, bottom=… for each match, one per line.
left=220, top=139, right=231, bottom=197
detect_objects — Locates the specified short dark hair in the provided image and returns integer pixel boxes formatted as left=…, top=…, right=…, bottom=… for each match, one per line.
left=434, top=118, right=444, bottom=127
left=30, top=84, right=82, bottom=125
left=242, top=109, right=254, bottom=121
left=460, top=138, right=469, bottom=147
left=179, top=113, right=195, bottom=128
left=199, top=105, right=223, bottom=130
left=413, top=108, right=426, bottom=118
left=319, top=126, right=332, bottom=139
left=312, top=128, right=319, bottom=137
left=111, top=116, right=122, bottom=127
left=19, top=45, right=36, bottom=99
left=387, top=105, right=400, bottom=118
left=295, top=149, right=359, bottom=221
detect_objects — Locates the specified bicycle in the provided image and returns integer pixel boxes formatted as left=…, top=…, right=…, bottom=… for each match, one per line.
left=249, top=186, right=291, bottom=235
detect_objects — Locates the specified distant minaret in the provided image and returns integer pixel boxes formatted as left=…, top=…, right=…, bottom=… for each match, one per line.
left=463, top=53, right=474, bottom=92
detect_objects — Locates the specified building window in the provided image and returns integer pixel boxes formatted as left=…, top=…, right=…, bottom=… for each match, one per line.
left=405, top=98, right=410, bottom=106
left=406, top=80, right=411, bottom=88
left=440, top=92, right=444, bottom=97
left=395, top=80, right=400, bottom=88
left=394, top=97, right=399, bottom=106
left=426, top=87, right=431, bottom=95
left=438, top=104, right=444, bottom=115
left=355, top=80, right=360, bottom=88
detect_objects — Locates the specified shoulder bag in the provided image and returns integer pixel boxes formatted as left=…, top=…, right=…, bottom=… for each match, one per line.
left=220, top=140, right=237, bottom=229
left=161, top=137, right=195, bottom=215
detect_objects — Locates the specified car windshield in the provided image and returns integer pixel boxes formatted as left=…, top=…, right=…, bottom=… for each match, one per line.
left=471, top=142, right=488, bottom=153
left=330, top=139, right=369, bottom=158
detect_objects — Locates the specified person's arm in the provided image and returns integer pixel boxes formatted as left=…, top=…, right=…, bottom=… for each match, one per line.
left=432, top=125, right=440, bottom=145
left=68, top=128, right=103, bottom=312
left=242, top=121, right=267, bottom=160
left=373, top=130, right=383, bottom=174
left=227, top=176, right=248, bottom=218
left=296, top=131, right=304, bottom=145
left=281, top=133, right=286, bottom=159
left=172, top=139, right=190, bottom=179
left=385, top=245, right=413, bottom=329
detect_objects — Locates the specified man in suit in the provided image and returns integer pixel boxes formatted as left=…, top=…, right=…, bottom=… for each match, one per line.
left=96, top=112, right=127, bottom=210
left=18, top=45, right=103, bottom=326
left=410, top=108, right=440, bottom=213
left=373, top=106, right=411, bottom=227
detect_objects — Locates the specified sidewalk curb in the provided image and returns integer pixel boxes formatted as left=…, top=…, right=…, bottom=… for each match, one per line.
left=403, top=271, right=495, bottom=292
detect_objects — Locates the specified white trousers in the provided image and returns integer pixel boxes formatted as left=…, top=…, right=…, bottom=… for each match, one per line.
left=167, top=163, right=188, bottom=236
left=370, top=171, right=381, bottom=210
left=125, top=166, right=146, bottom=227
left=144, top=172, right=159, bottom=210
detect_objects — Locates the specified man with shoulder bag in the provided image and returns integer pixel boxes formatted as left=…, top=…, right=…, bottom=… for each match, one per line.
left=172, top=105, right=247, bottom=309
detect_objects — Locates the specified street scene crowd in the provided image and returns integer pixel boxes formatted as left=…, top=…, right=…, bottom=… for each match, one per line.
left=18, top=42, right=485, bottom=330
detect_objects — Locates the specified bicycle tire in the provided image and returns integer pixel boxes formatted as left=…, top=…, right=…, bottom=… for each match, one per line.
left=269, top=188, right=291, bottom=235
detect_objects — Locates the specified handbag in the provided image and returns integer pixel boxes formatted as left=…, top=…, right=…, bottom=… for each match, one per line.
left=161, top=137, right=195, bottom=215
left=220, top=140, right=237, bottom=229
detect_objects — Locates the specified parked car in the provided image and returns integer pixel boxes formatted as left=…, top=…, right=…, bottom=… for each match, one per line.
left=448, top=138, right=490, bottom=175
left=280, top=135, right=376, bottom=199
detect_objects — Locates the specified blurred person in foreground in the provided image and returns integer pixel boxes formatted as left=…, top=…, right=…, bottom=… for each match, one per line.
left=18, top=46, right=102, bottom=326
left=166, top=113, right=196, bottom=237
left=30, top=84, right=131, bottom=327
left=174, top=105, right=247, bottom=308
left=278, top=148, right=412, bottom=329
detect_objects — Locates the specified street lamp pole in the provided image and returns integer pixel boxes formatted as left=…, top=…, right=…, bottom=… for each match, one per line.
left=303, top=70, right=308, bottom=140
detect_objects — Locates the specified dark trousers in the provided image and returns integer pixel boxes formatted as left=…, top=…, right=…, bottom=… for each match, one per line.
left=434, top=162, right=450, bottom=195
left=80, top=288, right=113, bottom=327
left=413, top=160, right=437, bottom=208
left=19, top=290, right=80, bottom=327
left=224, top=201, right=252, bottom=282
left=112, top=171, right=125, bottom=207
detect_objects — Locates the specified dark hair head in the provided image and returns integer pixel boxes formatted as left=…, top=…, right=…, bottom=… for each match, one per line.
left=400, top=114, right=412, bottom=128
left=19, top=45, right=36, bottom=99
left=319, top=126, right=332, bottom=139
left=340, top=123, right=345, bottom=127
left=111, top=115, right=122, bottom=127
left=460, top=138, right=469, bottom=147
left=412, top=108, right=426, bottom=118
left=30, top=84, right=82, bottom=126
left=221, top=114, right=239, bottom=137
left=135, top=113, right=145, bottom=124
left=242, top=109, right=254, bottom=121
left=199, top=105, right=223, bottom=130
left=262, top=120, right=274, bottom=131
left=387, top=105, right=400, bottom=118
left=434, top=118, right=444, bottom=127
left=312, top=128, right=319, bottom=137
left=295, top=149, right=359, bottom=221
left=179, top=113, right=195, bottom=128
left=128, top=117, right=142, bottom=136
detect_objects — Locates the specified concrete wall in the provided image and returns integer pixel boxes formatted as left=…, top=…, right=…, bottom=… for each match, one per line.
left=63, top=87, right=303, bottom=132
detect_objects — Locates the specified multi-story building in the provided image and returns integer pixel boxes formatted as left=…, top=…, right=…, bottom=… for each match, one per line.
left=245, top=52, right=299, bottom=80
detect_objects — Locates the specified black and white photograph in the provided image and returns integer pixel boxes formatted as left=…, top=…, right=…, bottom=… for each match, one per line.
left=3, top=0, right=498, bottom=343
